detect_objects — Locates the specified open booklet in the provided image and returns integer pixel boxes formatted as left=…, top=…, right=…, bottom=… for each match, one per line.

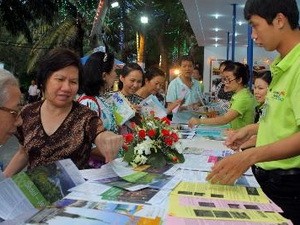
left=0, top=159, right=85, bottom=221
left=139, top=94, right=167, bottom=119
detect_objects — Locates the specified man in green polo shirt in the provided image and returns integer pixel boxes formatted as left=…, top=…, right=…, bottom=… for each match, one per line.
left=206, top=0, right=300, bottom=224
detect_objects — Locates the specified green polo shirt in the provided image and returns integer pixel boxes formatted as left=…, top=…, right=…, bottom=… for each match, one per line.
left=256, top=44, right=300, bottom=170
left=230, top=88, right=256, bottom=129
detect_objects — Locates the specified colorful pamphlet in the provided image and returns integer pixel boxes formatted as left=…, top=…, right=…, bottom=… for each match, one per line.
left=139, top=94, right=167, bottom=118
left=0, top=159, right=85, bottom=221
left=107, top=92, right=136, bottom=125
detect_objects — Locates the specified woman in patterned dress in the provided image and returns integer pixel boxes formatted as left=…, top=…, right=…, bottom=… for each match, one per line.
left=4, top=48, right=123, bottom=177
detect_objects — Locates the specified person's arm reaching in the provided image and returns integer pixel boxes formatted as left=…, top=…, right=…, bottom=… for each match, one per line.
left=94, top=131, right=123, bottom=163
left=225, top=123, right=259, bottom=150
left=188, top=109, right=239, bottom=128
left=207, top=131, right=300, bottom=185
left=4, top=145, right=29, bottom=177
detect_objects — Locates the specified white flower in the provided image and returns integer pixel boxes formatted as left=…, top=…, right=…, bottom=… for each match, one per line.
left=146, top=121, right=157, bottom=129
left=133, top=154, right=148, bottom=165
left=140, top=155, right=148, bottom=164
left=134, top=137, right=154, bottom=156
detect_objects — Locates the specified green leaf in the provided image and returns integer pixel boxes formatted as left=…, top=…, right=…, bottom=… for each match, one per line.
left=174, top=151, right=185, bottom=163
left=123, top=147, right=135, bottom=164
left=147, top=151, right=166, bottom=168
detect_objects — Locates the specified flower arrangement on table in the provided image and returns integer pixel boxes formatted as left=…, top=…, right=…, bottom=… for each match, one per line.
left=123, top=113, right=185, bottom=168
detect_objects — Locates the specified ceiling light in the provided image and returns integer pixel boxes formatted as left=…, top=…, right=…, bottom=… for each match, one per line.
left=140, top=16, right=148, bottom=24
left=213, top=13, right=220, bottom=19
left=111, top=1, right=119, bottom=8
left=214, top=43, right=219, bottom=47
left=237, top=21, right=244, bottom=26
left=214, top=28, right=220, bottom=32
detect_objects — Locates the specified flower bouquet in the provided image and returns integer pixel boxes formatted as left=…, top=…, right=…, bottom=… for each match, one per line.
left=123, top=113, right=185, bottom=168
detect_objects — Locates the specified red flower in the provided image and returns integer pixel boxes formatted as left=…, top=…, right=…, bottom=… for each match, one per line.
left=138, top=129, right=146, bottom=139
left=172, top=156, right=178, bottom=162
left=164, top=137, right=173, bottom=146
left=161, top=129, right=170, bottom=136
left=123, top=133, right=134, bottom=143
left=130, top=122, right=136, bottom=129
left=161, top=117, right=171, bottom=125
left=171, top=132, right=179, bottom=142
left=150, top=110, right=155, bottom=116
left=147, top=129, right=156, bottom=138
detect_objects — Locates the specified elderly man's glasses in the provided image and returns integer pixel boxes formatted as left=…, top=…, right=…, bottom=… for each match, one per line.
left=0, top=106, right=21, bottom=118
left=222, top=78, right=237, bottom=84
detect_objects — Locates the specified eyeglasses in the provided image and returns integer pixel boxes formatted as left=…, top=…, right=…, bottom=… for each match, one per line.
left=222, top=78, right=237, bottom=84
left=0, top=106, right=21, bottom=118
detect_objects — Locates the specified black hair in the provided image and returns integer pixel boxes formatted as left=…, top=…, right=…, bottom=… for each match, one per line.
left=219, top=60, right=234, bottom=70
left=37, top=48, right=83, bottom=93
left=118, top=63, right=144, bottom=90
left=81, top=51, right=114, bottom=96
left=244, top=0, right=299, bottom=29
left=143, top=67, right=165, bottom=86
left=179, top=55, right=194, bottom=65
left=193, top=66, right=203, bottom=80
left=223, top=62, right=250, bottom=86
left=254, top=70, right=272, bottom=85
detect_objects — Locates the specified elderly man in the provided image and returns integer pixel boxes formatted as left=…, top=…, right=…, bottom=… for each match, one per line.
left=0, top=69, right=22, bottom=145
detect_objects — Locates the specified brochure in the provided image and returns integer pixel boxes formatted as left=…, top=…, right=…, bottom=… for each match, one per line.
left=106, top=92, right=136, bottom=125
left=0, top=159, right=85, bottom=221
left=139, top=94, right=167, bottom=118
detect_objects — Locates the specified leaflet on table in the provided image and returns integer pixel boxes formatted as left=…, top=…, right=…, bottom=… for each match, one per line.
left=25, top=206, right=161, bottom=225
left=195, top=125, right=230, bottom=141
left=170, top=169, right=259, bottom=187
left=11, top=158, right=84, bottom=208
left=172, top=194, right=282, bottom=212
left=139, top=94, right=167, bottom=118
left=108, top=159, right=173, bottom=191
left=101, top=186, right=160, bottom=204
left=0, top=159, right=84, bottom=221
left=172, top=182, right=269, bottom=203
left=0, top=178, right=37, bottom=220
left=68, top=180, right=111, bottom=195
left=55, top=198, right=165, bottom=219
left=80, top=163, right=118, bottom=181
left=168, top=194, right=289, bottom=224
left=165, top=215, right=292, bottom=225
left=180, top=136, right=232, bottom=151
left=177, top=154, right=215, bottom=171
left=106, top=92, right=136, bottom=125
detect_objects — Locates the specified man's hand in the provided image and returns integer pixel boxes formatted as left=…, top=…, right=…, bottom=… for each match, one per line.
left=206, top=149, right=254, bottom=184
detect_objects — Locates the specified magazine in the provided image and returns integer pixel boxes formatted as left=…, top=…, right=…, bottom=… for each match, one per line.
left=0, top=159, right=85, bottom=221
left=139, top=94, right=167, bottom=118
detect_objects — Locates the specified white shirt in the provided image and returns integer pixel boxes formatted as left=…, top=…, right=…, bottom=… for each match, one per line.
left=28, top=85, right=39, bottom=96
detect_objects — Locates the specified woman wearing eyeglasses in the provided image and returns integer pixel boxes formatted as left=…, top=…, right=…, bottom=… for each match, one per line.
left=0, top=69, right=22, bottom=145
left=188, top=62, right=256, bottom=129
